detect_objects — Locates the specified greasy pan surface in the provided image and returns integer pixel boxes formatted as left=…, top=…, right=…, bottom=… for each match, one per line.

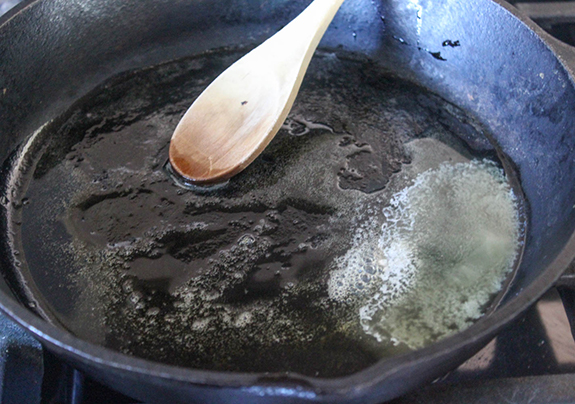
left=1, top=0, right=575, bottom=402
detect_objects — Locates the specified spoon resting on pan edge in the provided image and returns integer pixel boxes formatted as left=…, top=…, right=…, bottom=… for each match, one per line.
left=169, top=0, right=346, bottom=185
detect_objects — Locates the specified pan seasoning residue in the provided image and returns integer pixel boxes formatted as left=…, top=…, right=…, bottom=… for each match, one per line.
left=4, top=48, right=523, bottom=377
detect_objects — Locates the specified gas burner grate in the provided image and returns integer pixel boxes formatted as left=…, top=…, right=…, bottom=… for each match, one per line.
left=513, top=1, right=575, bottom=46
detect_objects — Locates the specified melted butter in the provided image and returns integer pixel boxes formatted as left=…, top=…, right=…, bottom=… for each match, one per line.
left=328, top=159, right=520, bottom=349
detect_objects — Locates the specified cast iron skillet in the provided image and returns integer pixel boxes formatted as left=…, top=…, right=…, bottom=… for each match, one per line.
left=1, top=0, right=575, bottom=402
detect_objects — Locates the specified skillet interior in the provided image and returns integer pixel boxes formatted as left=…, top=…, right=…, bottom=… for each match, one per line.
left=1, top=43, right=526, bottom=377
left=1, top=0, right=575, bottom=402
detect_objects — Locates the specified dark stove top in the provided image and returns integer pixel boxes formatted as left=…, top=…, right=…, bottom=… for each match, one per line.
left=1, top=1, right=575, bottom=403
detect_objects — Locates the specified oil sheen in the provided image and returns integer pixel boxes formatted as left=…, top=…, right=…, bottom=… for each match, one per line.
left=6, top=49, right=523, bottom=377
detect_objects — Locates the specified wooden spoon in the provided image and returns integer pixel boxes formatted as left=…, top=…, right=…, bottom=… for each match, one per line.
left=169, top=0, right=345, bottom=184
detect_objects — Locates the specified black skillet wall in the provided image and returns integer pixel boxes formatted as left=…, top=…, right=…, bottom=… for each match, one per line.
left=371, top=0, right=575, bottom=294
left=1, top=0, right=575, bottom=308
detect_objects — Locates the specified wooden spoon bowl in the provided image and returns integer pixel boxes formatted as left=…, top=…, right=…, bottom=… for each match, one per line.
left=169, top=0, right=345, bottom=184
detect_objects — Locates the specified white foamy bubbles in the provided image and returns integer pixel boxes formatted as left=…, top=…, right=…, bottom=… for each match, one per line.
left=328, top=159, right=521, bottom=349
